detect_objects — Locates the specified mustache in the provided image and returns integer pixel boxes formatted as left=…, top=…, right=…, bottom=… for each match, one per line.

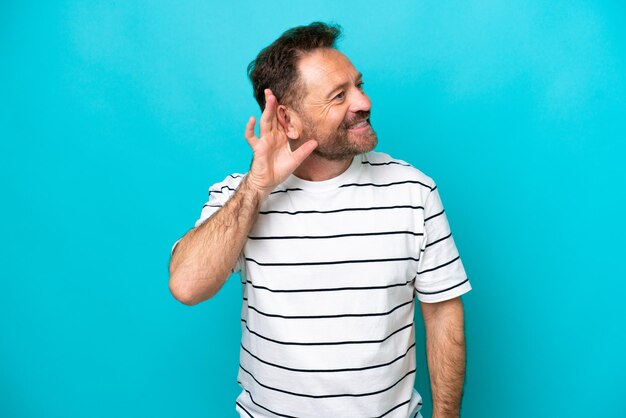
left=342, top=111, right=371, bottom=129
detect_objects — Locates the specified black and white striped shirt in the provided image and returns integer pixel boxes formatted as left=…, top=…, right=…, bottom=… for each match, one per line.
left=187, top=151, right=471, bottom=417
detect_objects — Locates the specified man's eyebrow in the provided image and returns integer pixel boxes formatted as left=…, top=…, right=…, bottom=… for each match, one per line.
left=325, top=72, right=363, bottom=99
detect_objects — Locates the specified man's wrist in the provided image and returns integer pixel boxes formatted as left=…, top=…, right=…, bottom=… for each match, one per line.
left=241, top=174, right=271, bottom=204
left=432, top=408, right=460, bottom=418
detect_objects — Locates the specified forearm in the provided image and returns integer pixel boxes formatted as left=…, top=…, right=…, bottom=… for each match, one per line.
left=169, top=88, right=317, bottom=305
left=422, top=298, right=466, bottom=418
left=169, top=177, right=264, bottom=305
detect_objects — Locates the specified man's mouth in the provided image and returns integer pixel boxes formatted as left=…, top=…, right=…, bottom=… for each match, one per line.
left=347, top=119, right=370, bottom=130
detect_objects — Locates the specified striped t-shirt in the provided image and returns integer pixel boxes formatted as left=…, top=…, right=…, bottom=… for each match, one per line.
left=187, top=151, right=471, bottom=418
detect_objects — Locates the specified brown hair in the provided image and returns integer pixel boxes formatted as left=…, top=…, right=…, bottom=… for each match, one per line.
left=247, top=22, right=342, bottom=111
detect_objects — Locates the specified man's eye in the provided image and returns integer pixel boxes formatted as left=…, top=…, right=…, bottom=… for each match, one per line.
left=357, top=81, right=365, bottom=90
left=335, top=91, right=345, bottom=100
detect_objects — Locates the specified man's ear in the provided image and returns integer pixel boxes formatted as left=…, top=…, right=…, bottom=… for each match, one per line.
left=277, top=105, right=301, bottom=140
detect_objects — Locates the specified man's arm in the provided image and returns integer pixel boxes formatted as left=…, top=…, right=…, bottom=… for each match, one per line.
left=169, top=177, right=263, bottom=305
left=420, top=296, right=467, bottom=418
left=168, top=89, right=317, bottom=305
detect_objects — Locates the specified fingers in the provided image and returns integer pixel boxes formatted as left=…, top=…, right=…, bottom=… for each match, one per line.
left=291, top=140, right=318, bottom=166
left=260, top=89, right=278, bottom=138
left=268, top=90, right=278, bottom=133
left=244, top=116, right=257, bottom=148
left=246, top=89, right=283, bottom=151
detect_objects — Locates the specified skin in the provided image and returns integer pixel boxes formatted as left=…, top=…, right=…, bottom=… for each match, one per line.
left=168, top=47, right=467, bottom=418
left=275, top=48, right=378, bottom=180
left=422, top=297, right=467, bottom=418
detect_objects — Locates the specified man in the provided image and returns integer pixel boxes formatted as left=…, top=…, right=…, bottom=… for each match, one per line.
left=169, top=22, right=471, bottom=418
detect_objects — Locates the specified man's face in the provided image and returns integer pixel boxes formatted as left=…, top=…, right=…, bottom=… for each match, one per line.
left=294, top=48, right=377, bottom=161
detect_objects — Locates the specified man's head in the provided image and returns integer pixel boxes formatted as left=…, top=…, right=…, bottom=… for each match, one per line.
left=248, top=22, right=377, bottom=161
left=248, top=22, right=340, bottom=112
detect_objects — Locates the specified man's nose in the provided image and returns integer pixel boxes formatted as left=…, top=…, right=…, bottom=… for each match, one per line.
left=349, top=89, right=371, bottom=113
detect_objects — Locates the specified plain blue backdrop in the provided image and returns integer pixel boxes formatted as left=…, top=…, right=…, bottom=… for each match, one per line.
left=1, top=1, right=625, bottom=417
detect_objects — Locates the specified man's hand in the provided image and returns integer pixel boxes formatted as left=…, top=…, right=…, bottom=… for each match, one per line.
left=244, top=89, right=317, bottom=199
left=169, top=89, right=317, bottom=305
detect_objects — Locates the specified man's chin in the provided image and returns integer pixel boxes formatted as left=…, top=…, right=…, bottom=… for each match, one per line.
left=349, top=129, right=378, bottom=153
left=313, top=139, right=377, bottom=161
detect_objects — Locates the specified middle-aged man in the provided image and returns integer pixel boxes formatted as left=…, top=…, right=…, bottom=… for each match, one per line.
left=169, top=22, right=472, bottom=418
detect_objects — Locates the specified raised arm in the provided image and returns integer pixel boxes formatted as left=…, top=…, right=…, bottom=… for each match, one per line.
left=168, top=89, right=317, bottom=305
left=420, top=296, right=467, bottom=418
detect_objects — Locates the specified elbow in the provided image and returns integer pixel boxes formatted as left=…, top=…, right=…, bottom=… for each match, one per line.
left=168, top=270, right=221, bottom=306
left=168, top=268, right=202, bottom=306
left=169, top=277, right=199, bottom=306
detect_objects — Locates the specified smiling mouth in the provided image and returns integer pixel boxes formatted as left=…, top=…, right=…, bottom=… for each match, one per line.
left=347, top=119, right=370, bottom=130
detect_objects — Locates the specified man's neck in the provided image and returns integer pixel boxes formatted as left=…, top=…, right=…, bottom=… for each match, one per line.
left=292, top=154, right=354, bottom=181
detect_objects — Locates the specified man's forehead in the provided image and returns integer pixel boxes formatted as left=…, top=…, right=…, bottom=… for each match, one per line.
left=297, top=48, right=358, bottom=92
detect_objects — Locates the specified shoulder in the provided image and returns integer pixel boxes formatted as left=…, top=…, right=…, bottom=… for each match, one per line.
left=361, top=151, right=436, bottom=191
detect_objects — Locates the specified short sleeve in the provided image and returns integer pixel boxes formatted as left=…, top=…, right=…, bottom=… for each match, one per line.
left=170, top=173, right=246, bottom=274
left=194, top=173, right=246, bottom=226
left=414, top=181, right=472, bottom=303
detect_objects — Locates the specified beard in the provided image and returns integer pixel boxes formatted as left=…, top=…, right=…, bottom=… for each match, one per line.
left=301, top=110, right=378, bottom=161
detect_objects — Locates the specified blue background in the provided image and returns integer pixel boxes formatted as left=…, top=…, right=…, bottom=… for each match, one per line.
left=2, top=1, right=625, bottom=417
